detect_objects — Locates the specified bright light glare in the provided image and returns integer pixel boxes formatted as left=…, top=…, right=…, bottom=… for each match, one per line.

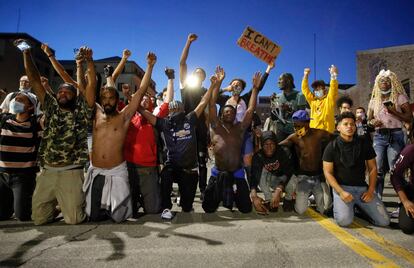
left=186, top=74, right=200, bottom=89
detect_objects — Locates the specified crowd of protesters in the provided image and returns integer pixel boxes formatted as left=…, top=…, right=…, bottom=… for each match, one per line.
left=0, top=34, right=412, bottom=235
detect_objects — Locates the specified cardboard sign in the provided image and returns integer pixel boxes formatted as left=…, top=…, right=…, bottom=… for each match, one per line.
left=237, top=26, right=281, bottom=64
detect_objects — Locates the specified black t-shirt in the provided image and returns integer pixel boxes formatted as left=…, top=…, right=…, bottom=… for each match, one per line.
left=250, top=145, right=293, bottom=190
left=180, top=86, right=206, bottom=115
left=155, top=111, right=198, bottom=169
left=323, top=136, right=376, bottom=186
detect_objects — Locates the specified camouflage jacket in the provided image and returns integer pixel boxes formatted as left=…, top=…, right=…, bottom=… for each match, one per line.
left=39, top=92, right=93, bottom=167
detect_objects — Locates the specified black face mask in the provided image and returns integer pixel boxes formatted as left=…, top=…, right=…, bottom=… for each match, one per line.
left=58, top=97, right=76, bottom=110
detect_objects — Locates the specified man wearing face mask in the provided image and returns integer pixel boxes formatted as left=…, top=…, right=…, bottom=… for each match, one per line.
left=123, top=68, right=173, bottom=218
left=367, top=70, right=412, bottom=199
left=302, top=65, right=339, bottom=134
left=0, top=75, right=40, bottom=115
left=0, top=92, right=41, bottom=221
left=279, top=110, right=332, bottom=215
left=138, top=69, right=220, bottom=220
left=18, top=41, right=96, bottom=225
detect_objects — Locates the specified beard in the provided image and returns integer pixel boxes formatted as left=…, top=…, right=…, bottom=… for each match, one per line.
left=103, top=104, right=117, bottom=115
left=58, top=96, right=76, bottom=110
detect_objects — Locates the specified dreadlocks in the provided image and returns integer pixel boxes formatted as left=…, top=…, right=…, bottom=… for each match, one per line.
left=369, top=69, right=407, bottom=118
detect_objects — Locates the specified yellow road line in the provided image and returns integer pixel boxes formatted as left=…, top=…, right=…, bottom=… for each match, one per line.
left=350, top=221, right=414, bottom=266
left=305, top=209, right=399, bottom=268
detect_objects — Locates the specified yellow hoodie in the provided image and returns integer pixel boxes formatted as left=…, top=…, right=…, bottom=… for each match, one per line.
left=302, top=78, right=338, bottom=133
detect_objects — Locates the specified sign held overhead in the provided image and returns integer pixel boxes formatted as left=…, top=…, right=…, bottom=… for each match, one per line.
left=237, top=26, right=281, bottom=64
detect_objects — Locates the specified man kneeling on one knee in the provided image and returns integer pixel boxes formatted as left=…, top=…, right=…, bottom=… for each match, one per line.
left=323, top=112, right=390, bottom=227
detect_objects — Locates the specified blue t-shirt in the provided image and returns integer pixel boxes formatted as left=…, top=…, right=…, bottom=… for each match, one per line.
left=155, top=111, right=198, bottom=169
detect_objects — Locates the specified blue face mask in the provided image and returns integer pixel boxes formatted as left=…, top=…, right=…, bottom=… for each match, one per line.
left=314, top=90, right=324, bottom=98
left=10, top=100, right=25, bottom=114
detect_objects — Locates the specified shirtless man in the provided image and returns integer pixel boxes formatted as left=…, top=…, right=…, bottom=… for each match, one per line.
left=83, top=52, right=156, bottom=223
left=279, top=110, right=332, bottom=215
left=202, top=67, right=262, bottom=213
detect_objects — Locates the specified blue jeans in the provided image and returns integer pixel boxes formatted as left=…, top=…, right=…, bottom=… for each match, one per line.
left=373, top=130, right=405, bottom=199
left=259, top=169, right=286, bottom=201
left=295, top=175, right=326, bottom=215
left=333, top=185, right=390, bottom=227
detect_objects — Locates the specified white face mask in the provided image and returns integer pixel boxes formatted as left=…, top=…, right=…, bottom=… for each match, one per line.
left=381, top=89, right=391, bottom=95
left=10, top=100, right=25, bottom=114
left=232, top=86, right=242, bottom=96
left=314, top=90, right=324, bottom=98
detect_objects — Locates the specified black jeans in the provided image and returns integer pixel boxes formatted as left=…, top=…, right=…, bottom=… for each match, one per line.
left=196, top=126, right=208, bottom=193
left=0, top=172, right=36, bottom=221
left=160, top=165, right=198, bottom=212
left=202, top=173, right=252, bottom=214
left=399, top=185, right=414, bottom=234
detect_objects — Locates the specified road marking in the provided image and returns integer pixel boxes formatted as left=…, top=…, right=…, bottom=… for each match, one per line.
left=306, top=209, right=399, bottom=267
left=350, top=221, right=414, bottom=266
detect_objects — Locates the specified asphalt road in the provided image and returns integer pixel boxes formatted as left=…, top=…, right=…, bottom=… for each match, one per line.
left=0, top=182, right=413, bottom=268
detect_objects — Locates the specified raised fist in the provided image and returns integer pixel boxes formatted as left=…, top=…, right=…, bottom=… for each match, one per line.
left=83, top=47, right=93, bottom=61
left=304, top=68, right=311, bottom=76
left=165, top=68, right=175, bottom=80
left=147, top=52, right=157, bottom=66
left=41, top=43, right=53, bottom=56
left=188, top=33, right=198, bottom=43
left=14, top=39, right=31, bottom=52
left=104, top=65, right=114, bottom=78
left=123, top=49, right=131, bottom=59
left=329, top=65, right=338, bottom=75
left=210, top=75, right=218, bottom=85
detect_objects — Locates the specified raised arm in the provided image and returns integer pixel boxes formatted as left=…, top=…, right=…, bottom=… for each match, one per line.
left=327, top=65, right=339, bottom=101
left=301, top=68, right=314, bottom=103
left=241, top=72, right=262, bottom=130
left=19, top=42, right=46, bottom=105
left=76, top=56, right=86, bottom=94
left=122, top=52, right=156, bottom=121
left=179, top=33, right=198, bottom=87
left=83, top=47, right=96, bottom=108
left=112, top=49, right=131, bottom=82
left=164, top=68, right=175, bottom=103
left=242, top=61, right=274, bottom=104
left=278, top=133, right=294, bottom=147
left=209, top=66, right=226, bottom=125
left=194, top=67, right=220, bottom=117
left=41, top=43, right=78, bottom=87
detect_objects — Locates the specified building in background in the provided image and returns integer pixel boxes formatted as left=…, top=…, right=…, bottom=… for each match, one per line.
left=344, top=44, right=414, bottom=110
left=0, top=33, right=156, bottom=103
left=0, top=33, right=53, bottom=97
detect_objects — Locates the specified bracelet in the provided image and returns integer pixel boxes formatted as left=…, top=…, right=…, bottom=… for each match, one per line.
left=47, top=54, right=54, bottom=58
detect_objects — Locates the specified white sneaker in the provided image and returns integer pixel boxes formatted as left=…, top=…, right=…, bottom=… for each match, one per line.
left=161, top=209, right=175, bottom=220
left=390, top=208, right=400, bottom=218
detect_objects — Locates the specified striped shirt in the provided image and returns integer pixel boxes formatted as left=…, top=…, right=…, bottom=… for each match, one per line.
left=0, top=114, right=41, bottom=173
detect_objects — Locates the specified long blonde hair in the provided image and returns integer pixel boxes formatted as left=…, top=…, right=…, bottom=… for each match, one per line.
left=369, top=70, right=407, bottom=117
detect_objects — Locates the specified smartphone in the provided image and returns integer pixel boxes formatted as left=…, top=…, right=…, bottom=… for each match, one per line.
left=16, top=41, right=31, bottom=51
left=383, top=100, right=393, bottom=107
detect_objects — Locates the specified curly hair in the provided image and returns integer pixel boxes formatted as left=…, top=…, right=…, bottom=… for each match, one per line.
left=369, top=70, right=407, bottom=118
left=336, top=95, right=353, bottom=109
